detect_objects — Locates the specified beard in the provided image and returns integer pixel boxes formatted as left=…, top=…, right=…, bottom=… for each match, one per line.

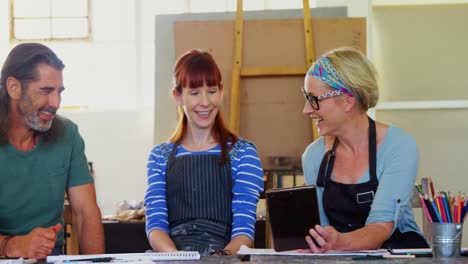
left=18, top=96, right=64, bottom=144
left=18, top=94, right=57, bottom=132
left=0, top=92, right=64, bottom=146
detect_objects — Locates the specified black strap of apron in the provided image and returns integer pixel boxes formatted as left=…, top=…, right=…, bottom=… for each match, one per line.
left=317, top=116, right=377, bottom=186
left=317, top=139, right=339, bottom=187
left=368, top=116, right=377, bottom=182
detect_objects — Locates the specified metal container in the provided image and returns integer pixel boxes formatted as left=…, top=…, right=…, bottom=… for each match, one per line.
left=431, top=223, right=463, bottom=258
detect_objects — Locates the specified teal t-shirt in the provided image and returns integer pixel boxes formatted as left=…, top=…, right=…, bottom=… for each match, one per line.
left=0, top=116, right=93, bottom=246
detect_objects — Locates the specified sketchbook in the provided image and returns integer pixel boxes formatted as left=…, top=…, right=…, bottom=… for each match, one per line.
left=46, top=251, right=200, bottom=263
left=237, top=245, right=390, bottom=257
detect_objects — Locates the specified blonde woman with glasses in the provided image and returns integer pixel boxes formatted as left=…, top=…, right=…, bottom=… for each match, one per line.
left=300, top=47, right=428, bottom=252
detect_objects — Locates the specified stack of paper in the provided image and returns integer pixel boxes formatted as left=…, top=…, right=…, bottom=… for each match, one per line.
left=237, top=245, right=390, bottom=256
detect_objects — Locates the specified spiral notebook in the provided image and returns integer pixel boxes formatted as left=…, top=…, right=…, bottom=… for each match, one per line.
left=46, top=251, right=200, bottom=263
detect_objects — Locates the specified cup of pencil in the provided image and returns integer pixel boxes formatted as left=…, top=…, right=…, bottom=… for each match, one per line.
left=416, top=178, right=467, bottom=258
left=431, top=223, right=463, bottom=258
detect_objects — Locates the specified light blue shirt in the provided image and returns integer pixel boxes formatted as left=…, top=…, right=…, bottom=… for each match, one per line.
left=302, top=126, right=423, bottom=237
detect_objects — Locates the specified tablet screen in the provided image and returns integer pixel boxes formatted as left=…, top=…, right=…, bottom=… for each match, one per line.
left=266, top=185, right=321, bottom=251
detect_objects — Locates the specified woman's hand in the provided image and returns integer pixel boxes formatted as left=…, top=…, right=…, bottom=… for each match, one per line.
left=298, top=225, right=341, bottom=253
left=148, top=230, right=178, bottom=252
left=297, top=222, right=393, bottom=253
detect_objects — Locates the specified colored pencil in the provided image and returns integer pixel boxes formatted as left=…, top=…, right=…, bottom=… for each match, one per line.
left=425, top=195, right=439, bottom=222
left=457, top=195, right=462, bottom=223
left=430, top=197, right=442, bottom=222
left=461, top=200, right=467, bottom=223
left=434, top=196, right=444, bottom=222
left=448, top=192, right=455, bottom=221
left=415, top=184, right=424, bottom=196
left=429, top=178, right=436, bottom=198
left=437, top=194, right=447, bottom=223
left=442, top=193, right=451, bottom=223
left=419, top=194, right=432, bottom=223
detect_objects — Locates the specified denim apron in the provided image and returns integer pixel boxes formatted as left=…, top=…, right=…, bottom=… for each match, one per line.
left=317, top=117, right=428, bottom=249
left=166, top=143, right=233, bottom=256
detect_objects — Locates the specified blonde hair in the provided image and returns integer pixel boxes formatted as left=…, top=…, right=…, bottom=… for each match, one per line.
left=324, top=47, right=378, bottom=111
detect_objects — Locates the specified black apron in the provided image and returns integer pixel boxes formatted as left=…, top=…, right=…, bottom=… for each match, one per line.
left=317, top=117, right=428, bottom=249
left=166, top=143, right=233, bottom=256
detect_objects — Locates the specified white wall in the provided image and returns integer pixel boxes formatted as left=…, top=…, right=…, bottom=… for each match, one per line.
left=372, top=0, right=468, bottom=246
left=61, top=110, right=153, bottom=215
left=0, top=0, right=154, bottom=215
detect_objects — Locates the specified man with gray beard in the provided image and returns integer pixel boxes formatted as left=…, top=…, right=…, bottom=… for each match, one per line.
left=0, top=43, right=104, bottom=259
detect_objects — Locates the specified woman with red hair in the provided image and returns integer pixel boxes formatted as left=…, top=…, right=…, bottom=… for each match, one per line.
left=144, top=50, right=264, bottom=256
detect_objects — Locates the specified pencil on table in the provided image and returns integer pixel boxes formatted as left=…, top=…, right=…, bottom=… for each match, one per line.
left=383, top=254, right=415, bottom=259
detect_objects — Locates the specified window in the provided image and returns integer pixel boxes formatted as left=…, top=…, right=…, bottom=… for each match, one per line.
left=10, top=0, right=91, bottom=41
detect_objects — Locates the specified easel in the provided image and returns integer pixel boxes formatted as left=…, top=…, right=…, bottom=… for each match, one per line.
left=228, top=0, right=320, bottom=248
left=229, top=0, right=319, bottom=140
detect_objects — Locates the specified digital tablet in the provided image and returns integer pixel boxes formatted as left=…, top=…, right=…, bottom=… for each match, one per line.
left=266, top=185, right=321, bottom=251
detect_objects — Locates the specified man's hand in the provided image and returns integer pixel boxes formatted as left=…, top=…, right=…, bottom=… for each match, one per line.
left=6, top=223, right=62, bottom=260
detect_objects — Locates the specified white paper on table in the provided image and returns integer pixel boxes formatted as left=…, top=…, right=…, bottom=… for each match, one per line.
left=391, top=247, right=468, bottom=254
left=237, top=245, right=390, bottom=256
left=0, top=259, right=36, bottom=264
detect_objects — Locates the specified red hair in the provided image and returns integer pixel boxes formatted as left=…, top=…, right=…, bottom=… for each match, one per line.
left=169, top=50, right=237, bottom=164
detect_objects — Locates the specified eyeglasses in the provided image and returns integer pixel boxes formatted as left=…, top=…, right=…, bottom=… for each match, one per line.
left=302, top=87, right=344, bottom=110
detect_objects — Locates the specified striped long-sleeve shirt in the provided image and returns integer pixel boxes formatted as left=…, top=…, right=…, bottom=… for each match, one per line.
left=144, top=140, right=264, bottom=240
